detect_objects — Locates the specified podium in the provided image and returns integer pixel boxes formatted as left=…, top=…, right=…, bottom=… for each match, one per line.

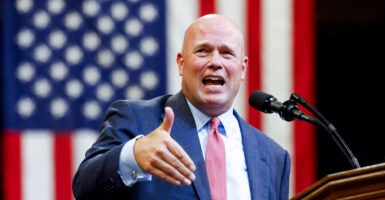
left=291, top=162, right=385, bottom=200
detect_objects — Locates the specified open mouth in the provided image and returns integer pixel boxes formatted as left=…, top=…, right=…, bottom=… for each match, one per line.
left=202, top=76, right=225, bottom=86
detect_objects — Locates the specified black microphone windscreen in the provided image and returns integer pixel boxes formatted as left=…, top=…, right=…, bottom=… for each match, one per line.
left=248, top=91, right=274, bottom=112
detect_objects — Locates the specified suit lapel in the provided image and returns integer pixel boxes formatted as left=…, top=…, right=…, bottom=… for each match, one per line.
left=165, top=92, right=211, bottom=200
left=237, top=115, right=270, bottom=200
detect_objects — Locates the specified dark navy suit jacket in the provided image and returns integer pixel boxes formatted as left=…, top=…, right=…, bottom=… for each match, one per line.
left=72, top=91, right=291, bottom=200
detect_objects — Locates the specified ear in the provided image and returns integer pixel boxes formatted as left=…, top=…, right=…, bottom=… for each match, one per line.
left=176, top=52, right=184, bottom=76
left=241, top=56, right=248, bottom=81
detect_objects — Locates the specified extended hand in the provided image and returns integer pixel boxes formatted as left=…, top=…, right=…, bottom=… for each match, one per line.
left=133, top=107, right=196, bottom=185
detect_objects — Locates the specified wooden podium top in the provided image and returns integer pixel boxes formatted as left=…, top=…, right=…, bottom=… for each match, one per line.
left=291, top=162, right=385, bottom=200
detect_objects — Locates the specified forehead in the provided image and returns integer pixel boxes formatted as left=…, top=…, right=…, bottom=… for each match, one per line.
left=188, top=21, right=242, bottom=48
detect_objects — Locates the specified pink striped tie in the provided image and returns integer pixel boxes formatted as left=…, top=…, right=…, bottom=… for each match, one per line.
left=205, top=117, right=227, bottom=200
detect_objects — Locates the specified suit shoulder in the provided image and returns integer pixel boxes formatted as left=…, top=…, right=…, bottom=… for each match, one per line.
left=110, top=94, right=172, bottom=109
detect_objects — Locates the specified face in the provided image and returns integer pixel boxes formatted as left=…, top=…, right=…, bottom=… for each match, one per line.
left=176, top=15, right=248, bottom=116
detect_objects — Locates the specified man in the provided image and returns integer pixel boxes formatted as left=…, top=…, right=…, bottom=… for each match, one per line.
left=73, top=14, right=290, bottom=200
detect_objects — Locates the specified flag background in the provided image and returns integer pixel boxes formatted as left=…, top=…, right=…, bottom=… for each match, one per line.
left=1, top=0, right=385, bottom=200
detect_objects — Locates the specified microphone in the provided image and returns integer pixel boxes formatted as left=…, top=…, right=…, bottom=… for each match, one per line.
left=248, top=90, right=318, bottom=123
left=249, top=90, right=361, bottom=169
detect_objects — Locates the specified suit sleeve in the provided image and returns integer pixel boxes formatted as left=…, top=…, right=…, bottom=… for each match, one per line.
left=72, top=100, right=143, bottom=199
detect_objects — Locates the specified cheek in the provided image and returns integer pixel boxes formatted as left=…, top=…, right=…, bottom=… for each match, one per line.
left=228, top=65, right=244, bottom=79
left=232, top=62, right=247, bottom=80
left=185, top=60, right=205, bottom=73
left=178, top=66, right=183, bottom=76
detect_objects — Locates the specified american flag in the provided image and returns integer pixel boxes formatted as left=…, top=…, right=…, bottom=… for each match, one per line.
left=1, top=0, right=315, bottom=199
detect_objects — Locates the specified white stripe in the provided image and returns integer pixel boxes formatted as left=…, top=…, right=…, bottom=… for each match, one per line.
left=72, top=129, right=98, bottom=173
left=261, top=0, right=293, bottom=157
left=72, top=129, right=98, bottom=200
left=216, top=0, right=246, bottom=34
left=22, top=130, right=53, bottom=200
left=166, top=0, right=198, bottom=94
left=217, top=0, right=247, bottom=118
left=261, top=0, right=294, bottom=196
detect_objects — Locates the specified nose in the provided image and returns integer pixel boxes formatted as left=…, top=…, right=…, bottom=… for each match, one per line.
left=207, top=51, right=222, bottom=69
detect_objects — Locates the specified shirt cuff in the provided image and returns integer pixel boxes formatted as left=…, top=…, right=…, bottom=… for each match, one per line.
left=118, top=135, right=152, bottom=186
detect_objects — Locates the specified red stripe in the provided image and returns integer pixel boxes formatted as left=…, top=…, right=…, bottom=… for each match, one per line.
left=198, top=0, right=216, bottom=16
left=292, top=0, right=316, bottom=194
left=54, top=132, right=74, bottom=200
left=246, top=0, right=262, bottom=129
left=2, top=130, right=22, bottom=200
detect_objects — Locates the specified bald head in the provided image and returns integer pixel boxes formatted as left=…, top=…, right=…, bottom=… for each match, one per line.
left=182, top=14, right=245, bottom=56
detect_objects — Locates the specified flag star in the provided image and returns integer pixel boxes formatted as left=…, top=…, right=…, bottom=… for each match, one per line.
left=34, top=44, right=52, bottom=63
left=140, top=70, right=158, bottom=90
left=97, top=15, right=115, bottom=35
left=65, top=45, right=83, bottom=65
left=83, top=32, right=101, bottom=51
left=111, top=69, right=129, bottom=88
left=34, top=78, right=52, bottom=98
left=124, top=51, right=143, bottom=70
left=125, top=86, right=144, bottom=100
left=82, top=0, right=101, bottom=18
left=49, top=30, right=67, bottom=49
left=33, top=10, right=51, bottom=29
left=47, top=0, right=65, bottom=15
left=96, top=83, right=114, bottom=102
left=83, top=65, right=101, bottom=86
left=50, top=98, right=68, bottom=118
left=17, top=62, right=35, bottom=82
left=140, top=37, right=158, bottom=56
left=17, top=97, right=36, bottom=118
left=50, top=62, right=68, bottom=81
left=66, top=79, right=84, bottom=99
left=111, top=2, right=129, bottom=21
left=97, top=49, right=115, bottom=68
left=83, top=100, right=101, bottom=120
left=16, top=0, right=33, bottom=14
left=65, top=11, right=83, bottom=31
left=16, top=28, right=35, bottom=49
left=139, top=3, right=158, bottom=22
left=111, top=34, right=129, bottom=54
left=124, top=18, right=143, bottom=37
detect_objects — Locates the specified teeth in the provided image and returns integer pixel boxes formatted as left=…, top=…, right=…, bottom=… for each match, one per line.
left=206, top=77, right=221, bottom=81
left=203, top=76, right=225, bottom=85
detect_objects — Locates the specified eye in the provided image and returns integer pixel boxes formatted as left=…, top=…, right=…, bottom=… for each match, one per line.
left=221, top=51, right=235, bottom=59
left=195, top=48, right=209, bottom=56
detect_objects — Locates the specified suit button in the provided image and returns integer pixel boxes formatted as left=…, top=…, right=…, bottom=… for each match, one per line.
left=103, top=183, right=114, bottom=192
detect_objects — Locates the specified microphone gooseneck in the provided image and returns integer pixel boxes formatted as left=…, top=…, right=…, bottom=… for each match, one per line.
left=290, top=93, right=360, bottom=168
left=249, top=90, right=360, bottom=169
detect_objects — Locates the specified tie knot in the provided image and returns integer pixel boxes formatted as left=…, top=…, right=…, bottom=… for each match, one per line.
left=210, top=117, right=220, bottom=130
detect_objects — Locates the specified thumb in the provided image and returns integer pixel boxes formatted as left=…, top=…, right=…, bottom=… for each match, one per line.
left=161, top=107, right=174, bottom=133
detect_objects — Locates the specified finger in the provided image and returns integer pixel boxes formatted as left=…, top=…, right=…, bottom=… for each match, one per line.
left=145, top=163, right=187, bottom=186
left=161, top=107, right=174, bottom=133
left=160, top=145, right=196, bottom=182
left=166, top=140, right=196, bottom=172
left=148, top=152, right=194, bottom=186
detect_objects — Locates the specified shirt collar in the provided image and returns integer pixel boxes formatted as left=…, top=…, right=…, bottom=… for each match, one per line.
left=186, top=99, right=234, bottom=132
